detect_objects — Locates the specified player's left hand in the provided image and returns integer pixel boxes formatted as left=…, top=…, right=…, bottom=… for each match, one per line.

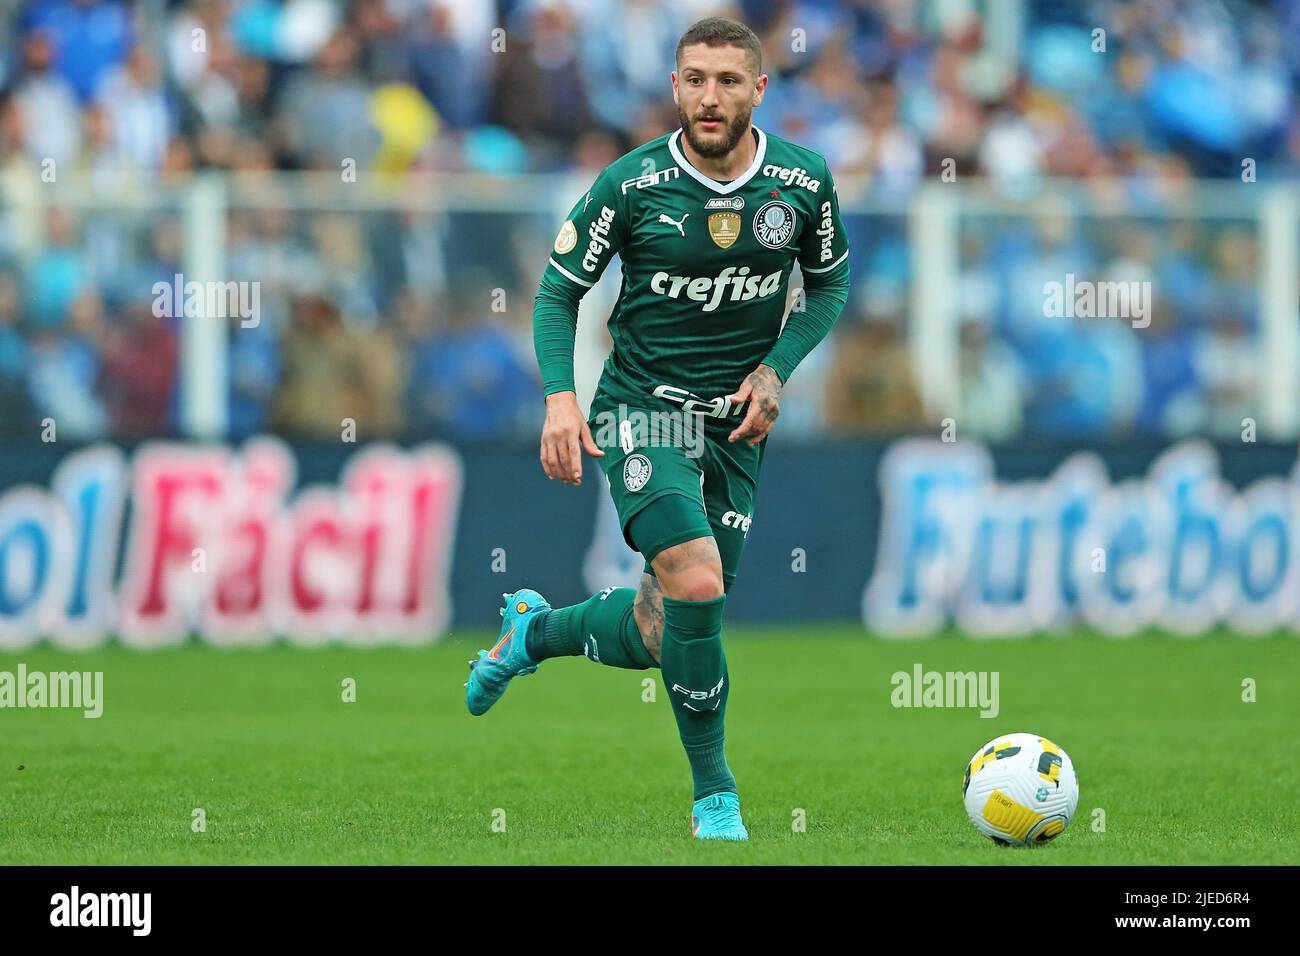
left=726, top=364, right=782, bottom=446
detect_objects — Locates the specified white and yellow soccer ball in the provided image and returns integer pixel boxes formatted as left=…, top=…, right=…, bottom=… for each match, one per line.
left=962, top=733, right=1079, bottom=846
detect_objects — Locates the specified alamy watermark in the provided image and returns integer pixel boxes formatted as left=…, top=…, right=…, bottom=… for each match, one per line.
left=890, top=663, right=999, bottom=718
left=0, top=665, right=103, bottom=718
left=1043, top=273, right=1151, bottom=328
left=50, top=886, right=150, bottom=935
left=152, top=273, right=261, bottom=327
left=593, top=403, right=706, bottom=459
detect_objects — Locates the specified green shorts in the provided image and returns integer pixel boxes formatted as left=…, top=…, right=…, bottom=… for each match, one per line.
left=591, top=405, right=765, bottom=589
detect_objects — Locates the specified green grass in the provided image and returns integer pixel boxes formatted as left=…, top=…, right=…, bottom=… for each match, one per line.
left=0, top=628, right=1296, bottom=864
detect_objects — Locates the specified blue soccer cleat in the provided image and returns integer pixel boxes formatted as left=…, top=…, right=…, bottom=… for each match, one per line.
left=691, top=791, right=749, bottom=841
left=465, top=588, right=551, bottom=716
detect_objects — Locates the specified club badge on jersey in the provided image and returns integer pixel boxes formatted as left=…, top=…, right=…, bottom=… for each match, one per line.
left=704, top=196, right=745, bottom=249
left=752, top=200, right=796, bottom=249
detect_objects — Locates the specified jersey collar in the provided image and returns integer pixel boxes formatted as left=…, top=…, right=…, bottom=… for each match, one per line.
left=667, top=126, right=767, bottom=195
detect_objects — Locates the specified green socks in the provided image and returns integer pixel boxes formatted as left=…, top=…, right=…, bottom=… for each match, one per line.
left=524, top=589, right=736, bottom=800
left=659, top=595, right=735, bottom=800
left=526, top=588, right=657, bottom=669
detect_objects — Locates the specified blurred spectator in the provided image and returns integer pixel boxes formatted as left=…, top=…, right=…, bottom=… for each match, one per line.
left=403, top=288, right=539, bottom=440
left=26, top=209, right=86, bottom=328
left=489, top=4, right=592, bottom=165
left=410, top=0, right=490, bottom=131
left=0, top=269, right=36, bottom=435
left=100, top=300, right=177, bottom=435
left=228, top=311, right=280, bottom=439
left=273, top=291, right=400, bottom=438
left=958, top=321, right=1025, bottom=441
left=96, top=47, right=174, bottom=172
left=824, top=310, right=924, bottom=435
left=25, top=290, right=108, bottom=439
left=839, top=82, right=924, bottom=194
left=11, top=32, right=82, bottom=166
left=1136, top=301, right=1201, bottom=437
left=20, top=0, right=132, bottom=103
left=1197, top=314, right=1259, bottom=440
left=274, top=28, right=378, bottom=169
left=573, top=0, right=680, bottom=137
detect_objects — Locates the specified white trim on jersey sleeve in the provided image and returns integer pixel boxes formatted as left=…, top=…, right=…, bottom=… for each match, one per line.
left=801, top=249, right=849, bottom=274
left=548, top=257, right=596, bottom=288
left=668, top=127, right=768, bottom=195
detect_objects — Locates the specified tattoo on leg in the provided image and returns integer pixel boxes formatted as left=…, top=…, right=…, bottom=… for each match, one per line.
left=653, top=537, right=721, bottom=575
left=634, top=573, right=664, bottom=662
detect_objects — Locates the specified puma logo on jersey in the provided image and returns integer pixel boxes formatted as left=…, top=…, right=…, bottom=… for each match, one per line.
left=658, top=212, right=689, bottom=236
left=649, top=265, right=783, bottom=312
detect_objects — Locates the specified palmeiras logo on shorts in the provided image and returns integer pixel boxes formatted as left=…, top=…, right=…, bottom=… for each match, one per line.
left=753, top=200, right=796, bottom=249
left=554, top=220, right=577, bottom=254
left=623, top=453, right=652, bottom=492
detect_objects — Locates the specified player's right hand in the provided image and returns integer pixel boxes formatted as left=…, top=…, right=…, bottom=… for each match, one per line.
left=540, top=391, right=604, bottom=486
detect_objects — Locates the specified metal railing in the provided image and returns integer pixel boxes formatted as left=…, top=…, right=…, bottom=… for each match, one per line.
left=1, top=167, right=1295, bottom=440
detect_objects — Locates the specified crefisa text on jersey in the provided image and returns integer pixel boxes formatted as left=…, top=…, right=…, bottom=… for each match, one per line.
left=762, top=164, right=821, bottom=191
left=582, top=206, right=616, bottom=271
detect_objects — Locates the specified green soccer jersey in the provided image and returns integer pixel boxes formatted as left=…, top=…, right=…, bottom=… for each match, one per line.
left=537, top=126, right=850, bottom=424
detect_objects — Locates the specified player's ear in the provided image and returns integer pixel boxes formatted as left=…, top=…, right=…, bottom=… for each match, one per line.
left=752, top=73, right=768, bottom=107
left=670, top=70, right=679, bottom=104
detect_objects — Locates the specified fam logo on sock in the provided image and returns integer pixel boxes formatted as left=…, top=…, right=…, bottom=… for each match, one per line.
left=672, top=675, right=725, bottom=711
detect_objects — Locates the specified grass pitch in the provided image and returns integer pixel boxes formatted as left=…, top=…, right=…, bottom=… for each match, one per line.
left=0, top=628, right=1296, bottom=865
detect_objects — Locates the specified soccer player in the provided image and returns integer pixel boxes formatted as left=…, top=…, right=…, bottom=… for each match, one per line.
left=466, top=16, right=850, bottom=840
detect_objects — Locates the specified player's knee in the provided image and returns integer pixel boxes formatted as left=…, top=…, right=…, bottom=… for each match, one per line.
left=666, top=567, right=724, bottom=602
left=651, top=535, right=724, bottom=602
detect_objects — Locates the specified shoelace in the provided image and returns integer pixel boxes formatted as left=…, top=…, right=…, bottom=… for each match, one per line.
left=702, top=796, right=741, bottom=830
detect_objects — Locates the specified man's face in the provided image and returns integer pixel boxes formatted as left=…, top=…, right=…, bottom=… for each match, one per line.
left=672, top=44, right=767, bottom=159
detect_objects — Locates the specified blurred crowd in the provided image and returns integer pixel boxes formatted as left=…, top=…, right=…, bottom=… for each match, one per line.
left=0, top=0, right=1295, bottom=442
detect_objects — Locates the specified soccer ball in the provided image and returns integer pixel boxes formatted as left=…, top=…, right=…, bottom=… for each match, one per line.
left=962, top=733, right=1079, bottom=846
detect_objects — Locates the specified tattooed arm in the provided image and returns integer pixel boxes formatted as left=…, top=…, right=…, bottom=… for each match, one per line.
left=726, top=363, right=783, bottom=446
left=724, top=254, right=851, bottom=446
